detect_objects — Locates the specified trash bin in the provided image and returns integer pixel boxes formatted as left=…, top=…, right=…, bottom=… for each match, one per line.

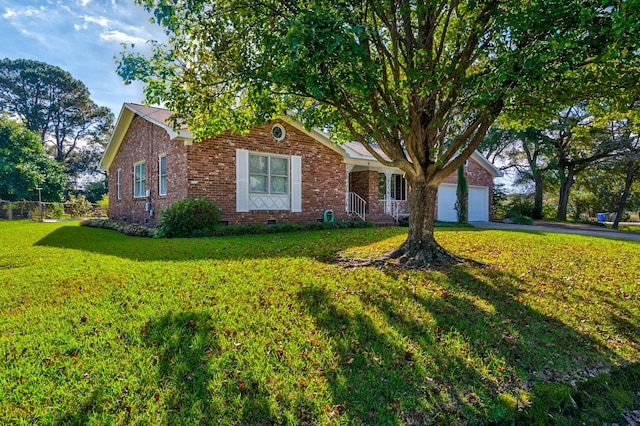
left=597, top=213, right=605, bottom=222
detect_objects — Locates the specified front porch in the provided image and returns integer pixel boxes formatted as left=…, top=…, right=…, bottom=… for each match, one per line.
left=345, top=166, right=408, bottom=224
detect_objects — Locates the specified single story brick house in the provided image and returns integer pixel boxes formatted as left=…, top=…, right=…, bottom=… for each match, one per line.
left=99, top=103, right=502, bottom=226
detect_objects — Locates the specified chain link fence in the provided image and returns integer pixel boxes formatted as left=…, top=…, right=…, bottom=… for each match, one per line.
left=0, top=200, right=106, bottom=221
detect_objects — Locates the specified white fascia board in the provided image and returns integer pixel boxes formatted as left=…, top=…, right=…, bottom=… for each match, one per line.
left=341, top=144, right=381, bottom=161
left=98, top=104, right=194, bottom=172
left=470, top=151, right=503, bottom=177
left=99, top=105, right=134, bottom=172
left=280, top=117, right=350, bottom=158
left=132, top=107, right=194, bottom=141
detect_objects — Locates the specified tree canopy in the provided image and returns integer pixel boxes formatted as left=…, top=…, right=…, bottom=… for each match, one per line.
left=539, top=104, right=622, bottom=220
left=0, top=58, right=113, bottom=180
left=119, top=0, right=639, bottom=266
left=585, top=99, right=640, bottom=227
left=479, top=127, right=553, bottom=219
left=0, top=116, right=66, bottom=202
left=484, top=95, right=640, bottom=222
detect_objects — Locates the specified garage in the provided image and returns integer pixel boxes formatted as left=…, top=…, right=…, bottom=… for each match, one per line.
left=468, top=186, right=489, bottom=222
left=437, top=184, right=458, bottom=222
left=437, top=184, right=490, bottom=222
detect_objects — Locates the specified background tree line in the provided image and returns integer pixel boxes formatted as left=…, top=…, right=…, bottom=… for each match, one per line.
left=481, top=96, right=640, bottom=229
left=0, top=58, right=114, bottom=203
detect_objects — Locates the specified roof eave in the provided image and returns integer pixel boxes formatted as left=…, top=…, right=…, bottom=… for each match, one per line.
left=99, top=105, right=135, bottom=172
left=99, top=103, right=194, bottom=172
left=280, top=117, right=350, bottom=159
left=470, top=151, right=503, bottom=177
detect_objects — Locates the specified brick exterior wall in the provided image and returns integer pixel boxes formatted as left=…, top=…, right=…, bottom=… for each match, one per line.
left=108, top=118, right=348, bottom=226
left=107, top=116, right=188, bottom=225
left=108, top=112, right=496, bottom=226
left=184, top=120, right=348, bottom=225
left=442, top=158, right=494, bottom=187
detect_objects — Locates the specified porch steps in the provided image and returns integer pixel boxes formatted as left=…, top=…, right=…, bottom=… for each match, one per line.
left=348, top=192, right=367, bottom=221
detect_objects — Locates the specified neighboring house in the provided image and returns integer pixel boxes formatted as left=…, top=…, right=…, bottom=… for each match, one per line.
left=99, top=103, right=502, bottom=226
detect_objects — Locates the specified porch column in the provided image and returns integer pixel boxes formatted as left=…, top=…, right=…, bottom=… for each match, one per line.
left=345, top=164, right=354, bottom=212
left=384, top=169, right=394, bottom=214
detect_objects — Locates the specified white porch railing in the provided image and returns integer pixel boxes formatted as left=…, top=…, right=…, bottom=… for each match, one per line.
left=348, top=192, right=367, bottom=221
left=384, top=197, right=409, bottom=222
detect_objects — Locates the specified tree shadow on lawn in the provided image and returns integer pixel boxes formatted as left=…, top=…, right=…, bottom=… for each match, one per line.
left=140, top=311, right=273, bottom=424
left=50, top=268, right=634, bottom=425
left=296, top=265, right=629, bottom=424
left=54, top=389, right=106, bottom=425
left=415, top=266, right=632, bottom=377
left=52, top=312, right=233, bottom=424
left=34, top=225, right=406, bottom=263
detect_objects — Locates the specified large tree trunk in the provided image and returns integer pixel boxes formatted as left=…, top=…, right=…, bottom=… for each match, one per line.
left=387, top=178, right=460, bottom=268
left=556, top=166, right=574, bottom=221
left=532, top=171, right=544, bottom=220
left=613, top=161, right=636, bottom=230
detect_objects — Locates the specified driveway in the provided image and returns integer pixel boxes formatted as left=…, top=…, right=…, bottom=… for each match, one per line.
left=472, top=221, right=640, bottom=242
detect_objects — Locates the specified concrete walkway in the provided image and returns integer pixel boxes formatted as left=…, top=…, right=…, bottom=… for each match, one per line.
left=471, top=221, right=640, bottom=242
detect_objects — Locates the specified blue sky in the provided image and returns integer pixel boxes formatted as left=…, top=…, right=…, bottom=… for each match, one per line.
left=0, top=0, right=167, bottom=116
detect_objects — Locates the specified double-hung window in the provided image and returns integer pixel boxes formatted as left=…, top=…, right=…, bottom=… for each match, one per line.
left=116, top=169, right=122, bottom=200
left=236, top=149, right=301, bottom=213
left=249, top=154, right=289, bottom=194
left=134, top=161, right=146, bottom=198
left=158, top=154, right=167, bottom=196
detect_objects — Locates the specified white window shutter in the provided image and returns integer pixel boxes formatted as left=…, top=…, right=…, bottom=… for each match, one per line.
left=236, top=149, right=250, bottom=212
left=291, top=155, right=302, bottom=212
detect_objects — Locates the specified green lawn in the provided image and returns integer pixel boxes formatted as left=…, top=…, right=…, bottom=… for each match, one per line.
left=1, top=220, right=638, bottom=425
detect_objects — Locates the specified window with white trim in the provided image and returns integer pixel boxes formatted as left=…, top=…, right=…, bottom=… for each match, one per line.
left=134, top=161, right=146, bottom=198
left=249, top=154, right=289, bottom=195
left=116, top=169, right=122, bottom=200
left=158, top=154, right=167, bottom=196
left=236, top=149, right=301, bottom=213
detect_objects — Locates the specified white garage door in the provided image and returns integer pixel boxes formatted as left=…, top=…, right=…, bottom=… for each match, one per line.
left=437, top=184, right=458, bottom=222
left=438, top=184, right=489, bottom=222
left=468, top=186, right=489, bottom=222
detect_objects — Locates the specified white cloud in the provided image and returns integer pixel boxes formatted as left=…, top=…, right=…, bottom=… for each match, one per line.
left=20, top=7, right=44, bottom=17
left=3, top=6, right=45, bottom=19
left=84, top=15, right=111, bottom=28
left=0, top=0, right=168, bottom=114
left=59, top=4, right=74, bottom=15
left=76, top=14, right=148, bottom=37
left=76, top=13, right=151, bottom=45
left=2, top=8, right=17, bottom=18
left=100, top=30, right=146, bottom=44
